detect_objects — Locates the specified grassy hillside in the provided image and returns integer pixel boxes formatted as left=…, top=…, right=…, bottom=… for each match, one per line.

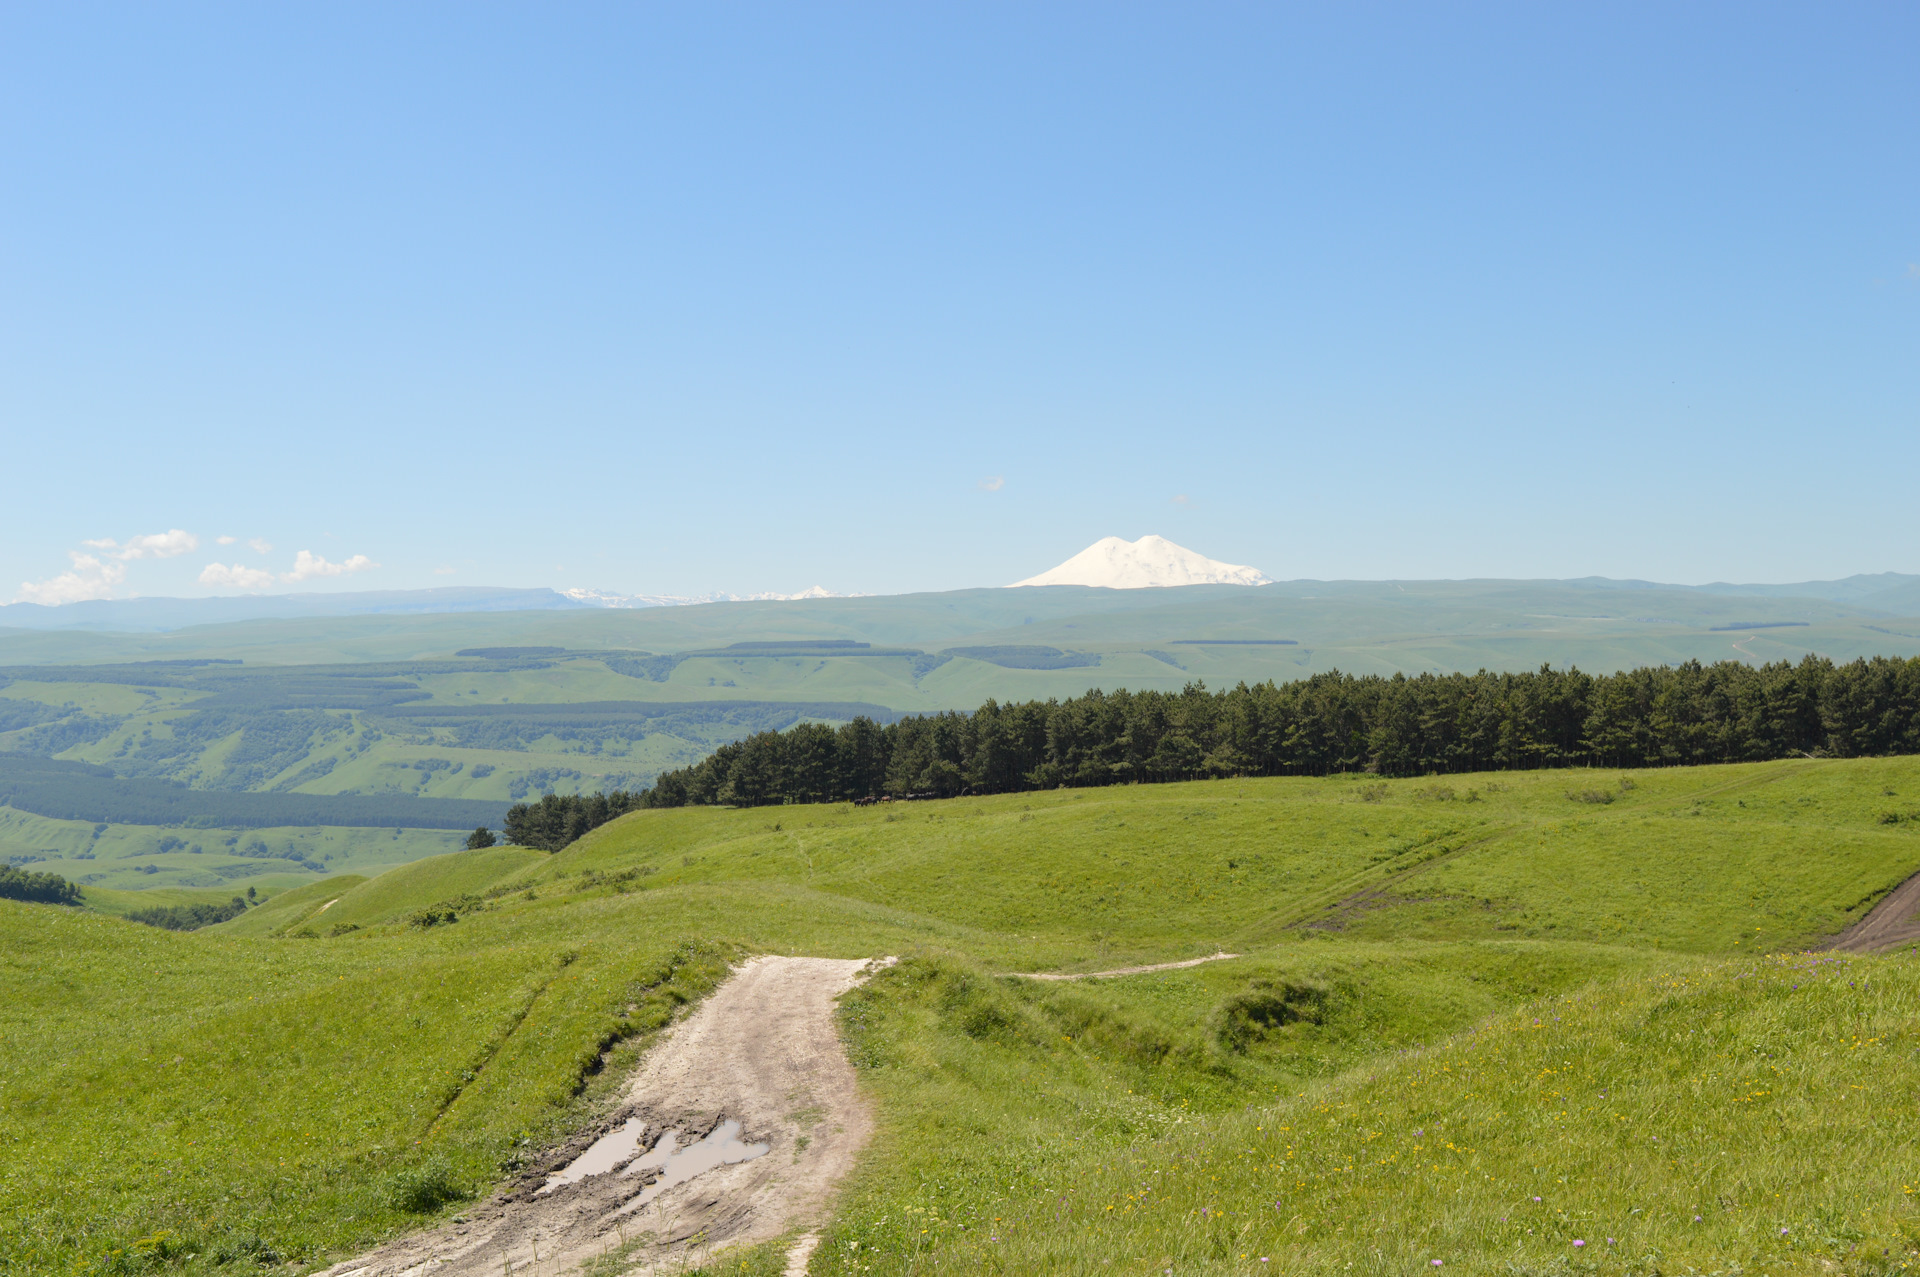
left=280, top=845, right=547, bottom=934
left=0, top=804, right=468, bottom=893
left=824, top=949, right=1918, bottom=1274
left=6, top=579, right=1920, bottom=898
left=212, top=875, right=369, bottom=936
left=6, top=754, right=1920, bottom=1274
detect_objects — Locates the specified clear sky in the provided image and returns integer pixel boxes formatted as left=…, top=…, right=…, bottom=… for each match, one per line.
left=3, top=3, right=1915, bottom=604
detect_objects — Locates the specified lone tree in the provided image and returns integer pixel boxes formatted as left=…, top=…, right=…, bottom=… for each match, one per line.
left=465, top=827, right=497, bottom=850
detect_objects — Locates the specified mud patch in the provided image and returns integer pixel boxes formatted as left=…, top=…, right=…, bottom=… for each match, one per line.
left=612, top=1121, right=769, bottom=1214
left=1305, top=888, right=1445, bottom=932
left=315, top=955, right=880, bottom=1277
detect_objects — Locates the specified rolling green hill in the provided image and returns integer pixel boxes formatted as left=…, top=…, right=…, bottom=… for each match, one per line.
left=6, top=575, right=1920, bottom=896
left=5, top=754, right=1920, bottom=1273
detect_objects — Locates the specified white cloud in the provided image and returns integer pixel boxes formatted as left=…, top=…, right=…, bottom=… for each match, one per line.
left=14, top=528, right=201, bottom=605
left=77, top=529, right=200, bottom=561
left=17, top=553, right=127, bottom=605
left=1172, top=493, right=1192, bottom=507
left=282, top=550, right=377, bottom=582
left=979, top=476, right=1005, bottom=492
left=216, top=535, right=238, bottom=545
left=433, top=566, right=457, bottom=575
left=112, top=530, right=201, bottom=560
left=249, top=537, right=272, bottom=553
left=199, top=562, right=277, bottom=590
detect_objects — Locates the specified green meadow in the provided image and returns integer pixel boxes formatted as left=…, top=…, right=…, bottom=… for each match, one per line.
left=7, top=577, right=1920, bottom=894
left=5, top=755, right=1920, bottom=1273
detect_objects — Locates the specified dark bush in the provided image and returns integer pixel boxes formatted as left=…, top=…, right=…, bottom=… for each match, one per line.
left=386, top=1158, right=465, bottom=1213
left=0, top=863, right=82, bottom=906
left=125, top=897, right=247, bottom=931
left=503, top=791, right=642, bottom=851
left=1215, top=979, right=1330, bottom=1052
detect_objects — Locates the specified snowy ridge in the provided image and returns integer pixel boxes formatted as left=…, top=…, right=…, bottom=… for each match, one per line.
left=1010, top=535, right=1271, bottom=589
left=560, top=585, right=866, bottom=609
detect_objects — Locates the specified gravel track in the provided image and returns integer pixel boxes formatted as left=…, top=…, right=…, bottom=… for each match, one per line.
left=316, top=955, right=882, bottom=1277
left=1827, top=870, right=1920, bottom=952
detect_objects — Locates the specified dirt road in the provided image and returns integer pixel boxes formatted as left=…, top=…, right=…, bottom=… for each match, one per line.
left=317, top=955, right=880, bottom=1277
left=1827, top=870, right=1920, bottom=952
left=1009, top=952, right=1238, bottom=980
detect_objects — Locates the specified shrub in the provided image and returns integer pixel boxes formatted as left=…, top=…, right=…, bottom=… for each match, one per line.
left=1213, top=979, right=1330, bottom=1052
left=125, top=898, right=247, bottom=931
left=1568, top=789, right=1615, bottom=804
left=0, top=863, right=82, bottom=906
left=386, top=1158, right=465, bottom=1213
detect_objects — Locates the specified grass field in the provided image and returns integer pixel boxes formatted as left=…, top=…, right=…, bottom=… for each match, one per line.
left=6, top=755, right=1920, bottom=1274
left=8, top=578, right=1920, bottom=897
left=0, top=804, right=468, bottom=893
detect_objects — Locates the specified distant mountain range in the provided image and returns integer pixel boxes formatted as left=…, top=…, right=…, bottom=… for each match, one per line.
left=2, top=570, right=1918, bottom=635
left=0, top=585, right=865, bottom=633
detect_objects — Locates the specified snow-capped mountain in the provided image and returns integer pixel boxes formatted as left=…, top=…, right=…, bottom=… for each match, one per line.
left=1009, top=535, right=1272, bottom=589
left=559, top=585, right=864, bottom=608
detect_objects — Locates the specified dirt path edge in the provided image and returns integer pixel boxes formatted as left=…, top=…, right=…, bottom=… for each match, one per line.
left=1825, top=869, right=1920, bottom=953
left=316, top=955, right=886, bottom=1277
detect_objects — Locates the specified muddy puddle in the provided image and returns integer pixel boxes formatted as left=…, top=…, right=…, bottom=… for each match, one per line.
left=542, top=1117, right=770, bottom=1210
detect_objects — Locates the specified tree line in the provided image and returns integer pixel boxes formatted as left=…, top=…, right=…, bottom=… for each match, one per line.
left=630, top=655, right=1920, bottom=808
left=0, top=863, right=83, bottom=906
left=0, top=753, right=508, bottom=831
left=125, top=897, right=250, bottom=931
left=502, top=791, right=647, bottom=851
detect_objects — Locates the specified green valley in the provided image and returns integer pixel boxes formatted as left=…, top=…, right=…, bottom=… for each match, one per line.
left=5, top=755, right=1920, bottom=1273
left=7, top=577, right=1920, bottom=894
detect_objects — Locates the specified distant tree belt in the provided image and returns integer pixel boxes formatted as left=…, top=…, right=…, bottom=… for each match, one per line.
left=600, top=642, right=927, bottom=683
left=379, top=699, right=904, bottom=723
left=941, top=646, right=1100, bottom=670
left=503, top=791, right=643, bottom=851
left=0, top=754, right=509, bottom=830
left=633, top=655, right=1920, bottom=806
left=125, top=897, right=248, bottom=931
left=1168, top=638, right=1300, bottom=645
left=372, top=699, right=906, bottom=751
left=0, top=863, right=83, bottom=906
left=0, top=653, right=566, bottom=702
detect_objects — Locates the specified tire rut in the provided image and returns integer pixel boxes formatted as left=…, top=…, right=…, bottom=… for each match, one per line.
left=316, top=955, right=885, bottom=1277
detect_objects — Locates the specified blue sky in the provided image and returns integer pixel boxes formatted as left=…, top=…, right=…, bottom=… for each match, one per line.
left=3, top=2, right=1915, bottom=603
